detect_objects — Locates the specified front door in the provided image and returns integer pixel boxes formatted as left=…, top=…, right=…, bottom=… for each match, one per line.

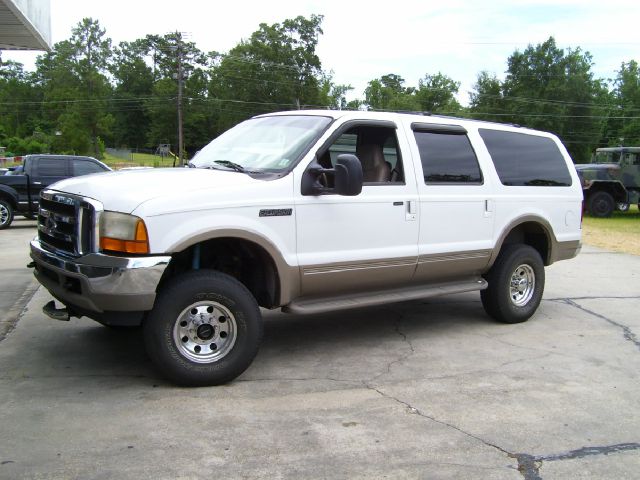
left=294, top=121, right=419, bottom=297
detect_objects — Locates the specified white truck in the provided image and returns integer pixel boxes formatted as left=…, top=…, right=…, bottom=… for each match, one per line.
left=29, top=111, right=583, bottom=386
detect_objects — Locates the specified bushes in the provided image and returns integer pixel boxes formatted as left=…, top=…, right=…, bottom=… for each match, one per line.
left=1, top=136, right=51, bottom=156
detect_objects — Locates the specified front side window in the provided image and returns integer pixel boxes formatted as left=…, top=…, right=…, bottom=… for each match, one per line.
left=414, top=131, right=482, bottom=184
left=190, top=115, right=332, bottom=173
left=72, top=160, right=106, bottom=176
left=480, top=129, right=572, bottom=187
left=319, top=125, right=404, bottom=184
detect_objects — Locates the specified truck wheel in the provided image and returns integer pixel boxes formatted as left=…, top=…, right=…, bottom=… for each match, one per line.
left=143, top=270, right=263, bottom=386
left=588, top=191, right=614, bottom=218
left=617, top=202, right=630, bottom=213
left=0, top=199, right=14, bottom=230
left=481, top=245, right=545, bottom=324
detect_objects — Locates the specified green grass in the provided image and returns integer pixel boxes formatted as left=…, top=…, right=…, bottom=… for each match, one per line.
left=102, top=152, right=178, bottom=169
left=582, top=204, right=640, bottom=255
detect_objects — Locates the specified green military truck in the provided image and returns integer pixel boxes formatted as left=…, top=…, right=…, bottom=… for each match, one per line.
left=575, top=146, right=640, bottom=217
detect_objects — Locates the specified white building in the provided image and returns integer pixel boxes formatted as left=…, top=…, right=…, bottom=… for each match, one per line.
left=0, top=0, right=51, bottom=51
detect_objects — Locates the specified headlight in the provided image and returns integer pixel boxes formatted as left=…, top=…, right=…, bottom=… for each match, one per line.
left=99, top=211, right=149, bottom=254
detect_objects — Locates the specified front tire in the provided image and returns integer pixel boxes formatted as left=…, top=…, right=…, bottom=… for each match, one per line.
left=0, top=199, right=14, bottom=230
left=144, top=270, right=263, bottom=386
left=481, top=245, right=545, bottom=324
left=588, top=191, right=614, bottom=218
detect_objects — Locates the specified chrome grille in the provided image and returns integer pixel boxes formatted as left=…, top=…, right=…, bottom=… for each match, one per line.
left=38, top=191, right=100, bottom=257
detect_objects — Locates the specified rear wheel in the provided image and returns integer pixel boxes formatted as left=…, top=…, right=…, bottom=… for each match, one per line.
left=143, top=270, right=263, bottom=386
left=588, top=191, right=614, bottom=218
left=617, top=202, right=630, bottom=213
left=0, top=199, right=14, bottom=230
left=481, top=245, right=545, bottom=324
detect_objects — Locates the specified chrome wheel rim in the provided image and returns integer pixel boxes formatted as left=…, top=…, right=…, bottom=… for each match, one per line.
left=509, top=264, right=535, bottom=307
left=0, top=204, right=9, bottom=226
left=173, top=301, right=237, bottom=363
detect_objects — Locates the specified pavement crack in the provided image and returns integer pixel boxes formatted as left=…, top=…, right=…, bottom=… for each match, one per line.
left=365, top=384, right=519, bottom=468
left=368, top=313, right=416, bottom=381
left=546, top=295, right=640, bottom=302
left=513, top=443, right=640, bottom=480
left=364, top=385, right=640, bottom=480
left=563, top=299, right=640, bottom=351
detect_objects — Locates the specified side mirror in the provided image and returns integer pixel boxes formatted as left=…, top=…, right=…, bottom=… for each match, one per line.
left=301, top=154, right=363, bottom=196
left=334, top=154, right=363, bottom=196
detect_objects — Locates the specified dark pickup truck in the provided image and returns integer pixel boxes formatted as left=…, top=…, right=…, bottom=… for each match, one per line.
left=0, top=154, right=110, bottom=229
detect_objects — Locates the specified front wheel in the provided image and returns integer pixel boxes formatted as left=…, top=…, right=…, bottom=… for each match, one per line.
left=0, top=199, right=14, bottom=230
left=144, top=270, right=263, bottom=386
left=481, top=245, right=545, bottom=324
left=587, top=191, right=614, bottom=218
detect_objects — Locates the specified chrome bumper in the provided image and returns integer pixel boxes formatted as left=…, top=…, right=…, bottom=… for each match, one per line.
left=30, top=238, right=171, bottom=313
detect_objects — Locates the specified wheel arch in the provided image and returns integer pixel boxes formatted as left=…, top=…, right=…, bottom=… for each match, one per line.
left=160, top=229, right=299, bottom=308
left=489, top=216, right=556, bottom=268
left=584, top=180, right=628, bottom=203
left=0, top=185, right=19, bottom=209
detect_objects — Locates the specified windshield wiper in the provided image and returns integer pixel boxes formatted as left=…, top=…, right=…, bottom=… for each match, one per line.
left=213, top=160, right=248, bottom=173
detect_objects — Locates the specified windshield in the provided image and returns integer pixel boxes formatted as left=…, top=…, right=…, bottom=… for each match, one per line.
left=190, top=115, right=332, bottom=173
left=593, top=151, right=620, bottom=164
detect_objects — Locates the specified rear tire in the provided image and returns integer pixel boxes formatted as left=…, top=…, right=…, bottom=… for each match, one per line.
left=144, top=270, right=263, bottom=386
left=481, top=245, right=545, bottom=324
left=0, top=199, right=14, bottom=230
left=588, top=191, right=614, bottom=218
left=617, top=202, right=630, bottom=213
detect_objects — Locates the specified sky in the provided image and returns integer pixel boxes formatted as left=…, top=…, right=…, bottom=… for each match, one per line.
left=3, top=0, right=640, bottom=104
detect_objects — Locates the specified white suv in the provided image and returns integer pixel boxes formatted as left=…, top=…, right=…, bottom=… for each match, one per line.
left=30, top=111, right=583, bottom=386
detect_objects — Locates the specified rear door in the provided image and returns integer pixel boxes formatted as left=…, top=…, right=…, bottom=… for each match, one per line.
left=407, top=122, right=495, bottom=282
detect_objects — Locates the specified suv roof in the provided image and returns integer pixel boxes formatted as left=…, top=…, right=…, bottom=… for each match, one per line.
left=258, top=110, right=548, bottom=137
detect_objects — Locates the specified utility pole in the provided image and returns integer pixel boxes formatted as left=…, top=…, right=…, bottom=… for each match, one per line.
left=176, top=33, right=184, bottom=167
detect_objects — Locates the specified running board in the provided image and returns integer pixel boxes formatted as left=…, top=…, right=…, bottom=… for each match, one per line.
left=283, top=278, right=487, bottom=315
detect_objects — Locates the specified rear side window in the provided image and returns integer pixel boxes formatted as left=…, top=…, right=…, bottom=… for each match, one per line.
left=479, top=129, right=572, bottom=186
left=72, top=159, right=105, bottom=176
left=34, top=158, right=67, bottom=177
left=414, top=131, right=482, bottom=184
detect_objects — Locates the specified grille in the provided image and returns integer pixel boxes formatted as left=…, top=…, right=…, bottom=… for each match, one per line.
left=38, top=191, right=98, bottom=257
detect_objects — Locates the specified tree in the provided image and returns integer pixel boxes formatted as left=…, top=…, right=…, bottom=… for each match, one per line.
left=364, top=74, right=418, bottom=111
left=468, top=71, right=507, bottom=120
left=415, top=72, right=461, bottom=113
left=110, top=39, right=155, bottom=149
left=34, top=18, right=114, bottom=157
left=467, top=37, right=608, bottom=162
left=211, top=14, right=326, bottom=133
left=609, top=61, right=640, bottom=145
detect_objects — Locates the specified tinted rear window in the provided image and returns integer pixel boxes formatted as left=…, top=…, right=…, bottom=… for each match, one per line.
left=34, top=158, right=67, bottom=177
left=479, top=129, right=572, bottom=186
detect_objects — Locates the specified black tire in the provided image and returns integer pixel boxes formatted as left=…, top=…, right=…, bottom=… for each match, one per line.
left=588, top=191, right=614, bottom=218
left=143, top=270, right=263, bottom=386
left=481, top=244, right=545, bottom=324
left=617, top=202, right=630, bottom=213
left=0, top=199, right=14, bottom=230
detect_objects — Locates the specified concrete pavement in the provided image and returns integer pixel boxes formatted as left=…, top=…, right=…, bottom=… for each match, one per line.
left=0, top=217, right=38, bottom=341
left=0, top=224, right=639, bottom=479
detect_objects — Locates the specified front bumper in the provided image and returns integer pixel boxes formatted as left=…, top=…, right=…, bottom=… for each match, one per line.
left=30, top=238, right=171, bottom=314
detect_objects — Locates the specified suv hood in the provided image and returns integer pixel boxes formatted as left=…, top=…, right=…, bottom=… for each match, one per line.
left=49, top=168, right=259, bottom=213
